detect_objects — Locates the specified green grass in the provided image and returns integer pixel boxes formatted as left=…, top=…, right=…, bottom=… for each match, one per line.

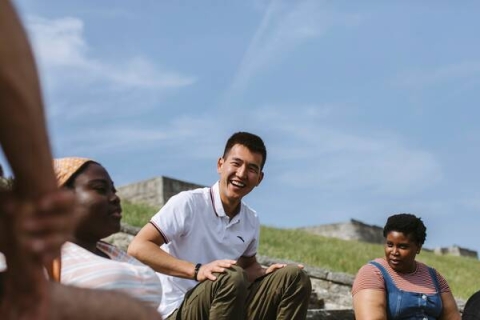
left=122, top=202, right=480, bottom=300
left=121, top=200, right=159, bottom=227
left=259, top=226, right=479, bottom=300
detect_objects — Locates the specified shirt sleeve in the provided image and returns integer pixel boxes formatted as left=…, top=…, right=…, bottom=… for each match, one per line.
left=150, top=192, right=192, bottom=244
left=434, top=269, right=452, bottom=293
left=351, top=263, right=386, bottom=296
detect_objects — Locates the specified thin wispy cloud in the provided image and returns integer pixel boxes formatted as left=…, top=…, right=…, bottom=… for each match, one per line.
left=53, top=126, right=170, bottom=155
left=22, top=14, right=198, bottom=132
left=146, top=104, right=443, bottom=197
left=24, top=15, right=196, bottom=123
left=249, top=105, right=443, bottom=196
left=27, top=16, right=196, bottom=89
left=28, top=16, right=88, bottom=68
left=109, top=57, right=196, bottom=88
left=226, top=0, right=325, bottom=99
left=52, top=113, right=229, bottom=158
left=224, top=0, right=362, bottom=101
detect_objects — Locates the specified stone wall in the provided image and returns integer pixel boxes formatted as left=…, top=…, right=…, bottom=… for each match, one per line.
left=117, top=176, right=204, bottom=208
left=299, top=219, right=384, bottom=244
left=300, top=219, right=478, bottom=259
left=434, top=245, right=478, bottom=259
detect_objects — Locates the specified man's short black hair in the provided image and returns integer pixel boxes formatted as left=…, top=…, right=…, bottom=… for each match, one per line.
left=383, top=213, right=427, bottom=245
left=223, top=132, right=267, bottom=170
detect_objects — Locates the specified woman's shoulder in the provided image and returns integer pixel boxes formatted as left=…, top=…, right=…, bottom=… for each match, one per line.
left=351, top=258, right=386, bottom=295
left=415, top=260, right=451, bottom=291
left=62, top=241, right=96, bottom=259
left=415, top=260, right=444, bottom=279
left=96, top=241, right=121, bottom=257
left=360, top=258, right=390, bottom=273
left=352, top=258, right=394, bottom=286
left=96, top=241, right=146, bottom=265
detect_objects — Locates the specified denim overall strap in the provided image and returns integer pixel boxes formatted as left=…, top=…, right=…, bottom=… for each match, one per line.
left=426, top=267, right=443, bottom=317
left=369, top=261, right=400, bottom=319
left=369, top=261, right=443, bottom=320
left=427, top=267, right=441, bottom=292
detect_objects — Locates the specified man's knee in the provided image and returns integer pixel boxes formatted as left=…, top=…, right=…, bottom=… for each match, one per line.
left=276, top=265, right=312, bottom=293
left=182, top=266, right=248, bottom=316
left=215, top=265, right=248, bottom=292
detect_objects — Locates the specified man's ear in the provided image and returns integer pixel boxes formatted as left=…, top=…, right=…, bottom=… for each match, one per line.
left=217, top=157, right=224, bottom=174
left=256, top=171, right=264, bottom=187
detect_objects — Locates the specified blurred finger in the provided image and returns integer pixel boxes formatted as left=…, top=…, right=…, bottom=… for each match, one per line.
left=22, top=212, right=74, bottom=235
left=29, top=233, right=66, bottom=257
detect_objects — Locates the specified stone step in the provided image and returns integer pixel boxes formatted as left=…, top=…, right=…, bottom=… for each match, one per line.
left=307, top=309, right=354, bottom=320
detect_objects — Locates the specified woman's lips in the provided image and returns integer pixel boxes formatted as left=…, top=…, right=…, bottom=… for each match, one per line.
left=110, top=208, right=122, bottom=219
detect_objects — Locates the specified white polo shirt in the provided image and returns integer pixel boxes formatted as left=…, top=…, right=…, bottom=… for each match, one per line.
left=150, top=181, right=260, bottom=318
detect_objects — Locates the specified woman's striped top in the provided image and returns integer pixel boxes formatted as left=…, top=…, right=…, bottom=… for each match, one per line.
left=351, top=258, right=451, bottom=296
left=61, top=241, right=162, bottom=309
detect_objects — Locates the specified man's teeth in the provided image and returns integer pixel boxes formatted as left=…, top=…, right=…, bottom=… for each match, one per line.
left=231, top=181, right=245, bottom=187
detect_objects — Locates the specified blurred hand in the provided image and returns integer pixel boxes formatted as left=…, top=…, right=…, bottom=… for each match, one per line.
left=0, top=189, right=76, bottom=264
left=0, top=188, right=75, bottom=320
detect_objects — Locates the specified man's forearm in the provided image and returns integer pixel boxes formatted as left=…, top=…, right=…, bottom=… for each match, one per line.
left=128, top=237, right=197, bottom=279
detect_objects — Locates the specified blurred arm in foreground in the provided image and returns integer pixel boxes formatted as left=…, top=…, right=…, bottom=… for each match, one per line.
left=0, top=0, right=161, bottom=318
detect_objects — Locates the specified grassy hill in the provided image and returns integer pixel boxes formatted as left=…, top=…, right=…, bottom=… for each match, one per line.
left=122, top=201, right=480, bottom=300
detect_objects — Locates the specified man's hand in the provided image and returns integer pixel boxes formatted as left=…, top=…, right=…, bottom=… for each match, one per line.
left=196, top=259, right=237, bottom=282
left=265, top=263, right=304, bottom=275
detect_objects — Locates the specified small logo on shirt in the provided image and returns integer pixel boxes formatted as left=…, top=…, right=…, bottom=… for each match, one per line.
left=237, top=236, right=245, bottom=243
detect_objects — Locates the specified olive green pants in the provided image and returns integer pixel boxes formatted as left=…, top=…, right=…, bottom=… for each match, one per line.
left=167, top=265, right=312, bottom=320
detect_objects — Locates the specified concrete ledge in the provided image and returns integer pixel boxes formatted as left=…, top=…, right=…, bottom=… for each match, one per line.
left=307, top=309, right=354, bottom=320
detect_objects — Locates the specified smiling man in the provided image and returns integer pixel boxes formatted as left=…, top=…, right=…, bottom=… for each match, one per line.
left=128, top=131, right=311, bottom=320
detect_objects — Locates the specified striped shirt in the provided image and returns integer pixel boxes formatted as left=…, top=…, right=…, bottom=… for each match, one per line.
left=61, top=241, right=162, bottom=309
left=351, top=258, right=451, bottom=296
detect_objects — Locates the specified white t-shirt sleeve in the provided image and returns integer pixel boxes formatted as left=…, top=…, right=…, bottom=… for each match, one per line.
left=150, top=192, right=192, bottom=243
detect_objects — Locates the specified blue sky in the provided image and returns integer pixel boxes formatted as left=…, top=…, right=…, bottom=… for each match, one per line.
left=5, top=0, right=480, bottom=256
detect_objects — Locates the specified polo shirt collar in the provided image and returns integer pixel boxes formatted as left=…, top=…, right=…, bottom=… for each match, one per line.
left=211, top=181, right=242, bottom=222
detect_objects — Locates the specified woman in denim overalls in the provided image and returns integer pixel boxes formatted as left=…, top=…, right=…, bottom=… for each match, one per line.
left=352, top=213, right=461, bottom=320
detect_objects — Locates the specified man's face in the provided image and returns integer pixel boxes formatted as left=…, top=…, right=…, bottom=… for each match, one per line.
left=217, top=144, right=264, bottom=213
